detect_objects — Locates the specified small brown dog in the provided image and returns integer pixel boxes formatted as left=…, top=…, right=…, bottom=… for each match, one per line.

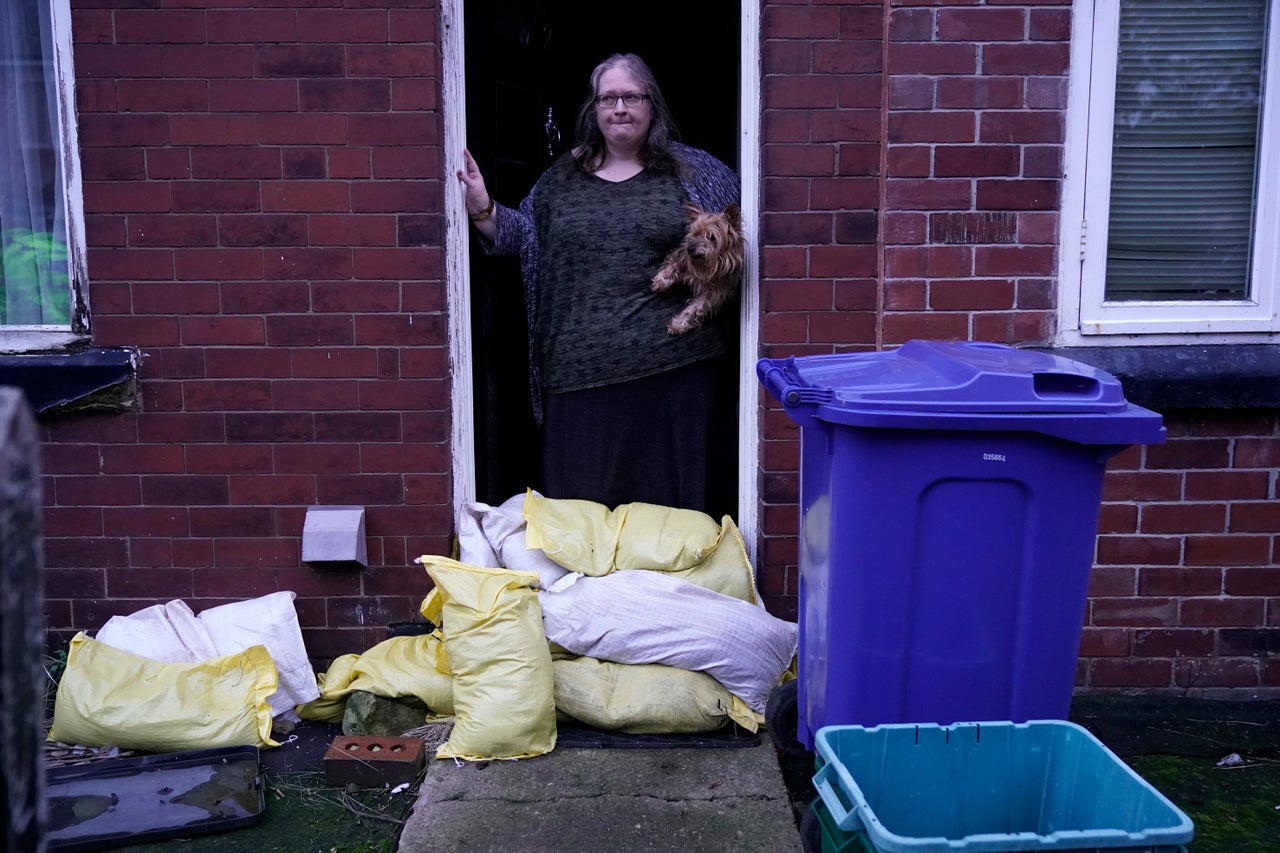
left=652, top=203, right=745, bottom=334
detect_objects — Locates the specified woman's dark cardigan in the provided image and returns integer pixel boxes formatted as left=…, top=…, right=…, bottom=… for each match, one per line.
left=482, top=142, right=741, bottom=423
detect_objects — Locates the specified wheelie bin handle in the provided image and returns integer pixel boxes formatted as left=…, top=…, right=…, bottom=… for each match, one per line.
left=757, top=359, right=833, bottom=409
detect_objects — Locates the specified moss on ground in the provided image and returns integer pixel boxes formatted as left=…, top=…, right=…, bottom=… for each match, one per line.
left=108, top=769, right=412, bottom=853
left=1127, top=753, right=1280, bottom=853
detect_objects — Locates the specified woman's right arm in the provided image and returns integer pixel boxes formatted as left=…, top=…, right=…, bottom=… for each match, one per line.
left=456, top=148, right=538, bottom=260
left=457, top=148, right=500, bottom=242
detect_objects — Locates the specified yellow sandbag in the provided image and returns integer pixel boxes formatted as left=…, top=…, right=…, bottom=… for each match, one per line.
left=666, top=516, right=759, bottom=604
left=49, top=632, right=278, bottom=751
left=417, top=587, right=452, bottom=674
left=420, top=585, right=444, bottom=625
left=296, top=633, right=454, bottom=724
left=523, top=493, right=758, bottom=603
left=294, top=676, right=347, bottom=723
left=420, top=557, right=556, bottom=761
left=553, top=656, right=760, bottom=734
left=524, top=491, right=721, bottom=576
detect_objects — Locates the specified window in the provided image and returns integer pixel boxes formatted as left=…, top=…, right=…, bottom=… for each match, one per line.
left=1060, top=0, right=1280, bottom=342
left=0, top=0, right=86, bottom=348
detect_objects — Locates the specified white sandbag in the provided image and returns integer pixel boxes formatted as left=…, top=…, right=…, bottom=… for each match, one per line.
left=96, top=599, right=219, bottom=663
left=92, top=592, right=319, bottom=717
left=539, top=571, right=796, bottom=714
left=457, top=493, right=568, bottom=588
left=456, top=497, right=508, bottom=567
left=197, top=592, right=320, bottom=714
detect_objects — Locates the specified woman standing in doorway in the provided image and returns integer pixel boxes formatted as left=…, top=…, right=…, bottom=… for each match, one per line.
left=457, top=53, right=741, bottom=517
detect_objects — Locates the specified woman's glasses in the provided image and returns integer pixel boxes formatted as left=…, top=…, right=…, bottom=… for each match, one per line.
left=595, top=93, right=649, bottom=110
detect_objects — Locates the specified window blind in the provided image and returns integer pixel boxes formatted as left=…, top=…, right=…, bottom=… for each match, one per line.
left=1105, top=0, right=1268, bottom=301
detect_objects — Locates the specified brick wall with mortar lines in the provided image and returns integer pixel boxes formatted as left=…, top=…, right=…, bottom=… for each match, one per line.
left=43, top=1, right=450, bottom=659
left=758, top=0, right=1068, bottom=615
left=32, top=0, right=1280, bottom=690
left=1082, top=414, right=1280, bottom=693
left=756, top=0, right=1279, bottom=694
left=756, top=0, right=886, bottom=621
left=879, top=0, right=1064, bottom=346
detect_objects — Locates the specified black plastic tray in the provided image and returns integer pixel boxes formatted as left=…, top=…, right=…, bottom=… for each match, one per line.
left=46, top=745, right=264, bottom=851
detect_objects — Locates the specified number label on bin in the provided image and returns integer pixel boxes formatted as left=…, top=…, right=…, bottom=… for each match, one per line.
left=983, top=452, right=1007, bottom=462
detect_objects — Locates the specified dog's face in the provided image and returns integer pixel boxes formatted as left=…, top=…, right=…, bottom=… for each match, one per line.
left=679, top=203, right=744, bottom=280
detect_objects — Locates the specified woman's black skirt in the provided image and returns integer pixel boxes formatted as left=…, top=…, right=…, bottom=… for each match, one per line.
left=539, top=356, right=737, bottom=518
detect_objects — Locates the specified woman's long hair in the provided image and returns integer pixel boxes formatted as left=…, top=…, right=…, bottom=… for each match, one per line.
left=572, top=53, right=680, bottom=175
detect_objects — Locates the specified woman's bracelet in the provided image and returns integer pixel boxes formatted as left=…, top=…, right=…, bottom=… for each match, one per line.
left=469, top=198, right=495, bottom=222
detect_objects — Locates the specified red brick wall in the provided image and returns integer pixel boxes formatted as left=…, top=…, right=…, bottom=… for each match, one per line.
left=1083, top=414, right=1280, bottom=692
left=756, top=0, right=1279, bottom=695
left=757, top=1, right=886, bottom=619
left=882, top=1, right=1064, bottom=347
left=50, top=1, right=449, bottom=658
left=41, top=0, right=1279, bottom=692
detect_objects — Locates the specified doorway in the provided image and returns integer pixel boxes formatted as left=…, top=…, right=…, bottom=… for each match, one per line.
left=459, top=0, right=744, bottom=510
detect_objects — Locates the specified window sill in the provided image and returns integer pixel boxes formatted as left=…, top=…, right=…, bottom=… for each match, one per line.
left=0, top=347, right=139, bottom=415
left=1038, top=345, right=1280, bottom=410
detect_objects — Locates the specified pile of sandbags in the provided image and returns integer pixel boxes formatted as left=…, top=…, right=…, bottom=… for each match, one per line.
left=407, top=492, right=798, bottom=761
left=49, top=592, right=319, bottom=752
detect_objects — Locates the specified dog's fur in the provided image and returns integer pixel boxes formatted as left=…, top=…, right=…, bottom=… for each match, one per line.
left=651, top=203, right=745, bottom=334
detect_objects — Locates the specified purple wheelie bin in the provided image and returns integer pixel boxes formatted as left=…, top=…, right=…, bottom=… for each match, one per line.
left=757, top=340, right=1166, bottom=750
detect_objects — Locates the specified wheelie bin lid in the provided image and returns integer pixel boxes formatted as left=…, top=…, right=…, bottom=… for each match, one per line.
left=757, top=340, right=1166, bottom=444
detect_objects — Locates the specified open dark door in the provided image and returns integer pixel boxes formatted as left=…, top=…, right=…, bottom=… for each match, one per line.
left=464, top=0, right=741, bottom=509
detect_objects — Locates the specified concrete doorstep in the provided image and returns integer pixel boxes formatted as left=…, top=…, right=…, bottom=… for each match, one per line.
left=397, top=733, right=804, bottom=853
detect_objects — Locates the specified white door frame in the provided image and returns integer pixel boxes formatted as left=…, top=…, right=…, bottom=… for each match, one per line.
left=441, top=0, right=761, bottom=559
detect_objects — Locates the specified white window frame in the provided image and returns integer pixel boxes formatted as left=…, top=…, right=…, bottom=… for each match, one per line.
left=0, top=0, right=88, bottom=352
left=1059, top=0, right=1280, bottom=345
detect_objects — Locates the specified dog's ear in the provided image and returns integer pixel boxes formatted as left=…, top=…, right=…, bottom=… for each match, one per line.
left=683, top=202, right=703, bottom=221
left=722, top=203, right=741, bottom=228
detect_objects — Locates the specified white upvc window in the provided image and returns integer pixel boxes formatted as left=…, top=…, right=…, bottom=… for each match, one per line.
left=0, top=0, right=87, bottom=350
left=1060, top=0, right=1280, bottom=344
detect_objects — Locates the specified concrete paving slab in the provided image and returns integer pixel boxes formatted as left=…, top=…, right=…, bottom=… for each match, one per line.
left=398, top=735, right=803, bottom=853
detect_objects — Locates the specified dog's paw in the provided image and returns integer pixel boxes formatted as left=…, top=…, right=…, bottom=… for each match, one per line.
left=667, top=315, right=694, bottom=335
left=651, top=270, right=676, bottom=292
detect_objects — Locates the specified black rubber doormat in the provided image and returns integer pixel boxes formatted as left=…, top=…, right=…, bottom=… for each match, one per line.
left=556, top=722, right=760, bottom=749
